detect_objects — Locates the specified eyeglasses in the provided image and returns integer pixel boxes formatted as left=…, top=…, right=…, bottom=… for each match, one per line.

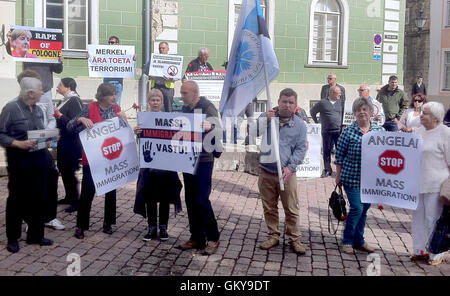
left=357, top=89, right=367, bottom=92
left=414, top=100, right=423, bottom=103
left=108, top=40, right=118, bottom=45
left=327, top=77, right=334, bottom=80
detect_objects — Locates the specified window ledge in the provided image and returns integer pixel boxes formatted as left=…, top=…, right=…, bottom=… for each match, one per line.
left=62, top=50, right=88, bottom=59
left=304, top=63, right=349, bottom=69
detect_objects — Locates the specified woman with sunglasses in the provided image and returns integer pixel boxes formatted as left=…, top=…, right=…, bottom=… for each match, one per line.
left=398, top=93, right=427, bottom=132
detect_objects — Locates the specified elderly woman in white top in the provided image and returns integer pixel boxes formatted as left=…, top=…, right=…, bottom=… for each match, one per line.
left=411, top=102, right=450, bottom=265
left=399, top=93, right=427, bottom=132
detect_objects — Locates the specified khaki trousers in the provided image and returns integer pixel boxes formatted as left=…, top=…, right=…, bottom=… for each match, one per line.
left=258, top=168, right=301, bottom=243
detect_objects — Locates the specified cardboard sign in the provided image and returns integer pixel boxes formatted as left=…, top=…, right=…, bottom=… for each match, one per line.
left=88, top=45, right=135, bottom=78
left=342, top=99, right=355, bottom=126
left=185, top=71, right=226, bottom=101
left=297, top=124, right=322, bottom=178
left=360, top=131, right=423, bottom=210
left=79, top=117, right=139, bottom=196
left=137, top=112, right=205, bottom=174
left=9, top=25, right=62, bottom=63
left=148, top=53, right=183, bottom=80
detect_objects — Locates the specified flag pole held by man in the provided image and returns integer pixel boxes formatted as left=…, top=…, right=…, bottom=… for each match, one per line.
left=219, top=0, right=283, bottom=189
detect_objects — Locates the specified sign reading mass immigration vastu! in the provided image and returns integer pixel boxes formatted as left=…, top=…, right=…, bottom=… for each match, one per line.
left=360, top=131, right=423, bottom=210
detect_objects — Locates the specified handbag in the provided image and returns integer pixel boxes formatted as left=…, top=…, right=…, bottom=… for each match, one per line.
left=427, top=206, right=450, bottom=254
left=328, top=184, right=348, bottom=235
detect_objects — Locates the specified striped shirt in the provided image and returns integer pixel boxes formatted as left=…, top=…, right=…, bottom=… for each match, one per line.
left=335, top=121, right=384, bottom=188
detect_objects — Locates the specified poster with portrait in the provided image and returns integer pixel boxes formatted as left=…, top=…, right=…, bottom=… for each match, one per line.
left=9, top=25, right=62, bottom=63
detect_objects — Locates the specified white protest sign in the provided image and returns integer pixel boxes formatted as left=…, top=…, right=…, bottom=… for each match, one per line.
left=137, top=112, right=205, bottom=174
left=148, top=53, right=183, bottom=80
left=360, top=131, right=423, bottom=210
left=342, top=98, right=385, bottom=126
left=79, top=117, right=139, bottom=196
left=185, top=71, right=226, bottom=101
left=297, top=124, right=322, bottom=178
left=370, top=98, right=385, bottom=126
left=88, top=45, right=135, bottom=78
left=342, top=99, right=355, bottom=126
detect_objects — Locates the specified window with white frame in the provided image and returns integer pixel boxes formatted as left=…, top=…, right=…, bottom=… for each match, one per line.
left=308, top=0, right=349, bottom=66
left=444, top=51, right=450, bottom=89
left=45, top=0, right=88, bottom=51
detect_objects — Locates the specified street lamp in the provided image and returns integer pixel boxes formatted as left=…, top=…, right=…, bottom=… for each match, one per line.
left=415, top=8, right=427, bottom=36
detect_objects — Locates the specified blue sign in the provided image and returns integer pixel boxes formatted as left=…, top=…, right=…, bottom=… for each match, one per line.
left=374, top=34, right=382, bottom=45
left=373, top=54, right=381, bottom=61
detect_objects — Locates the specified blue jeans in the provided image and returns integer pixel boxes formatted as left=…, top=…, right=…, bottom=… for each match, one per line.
left=382, top=120, right=398, bottom=132
left=342, top=186, right=371, bottom=246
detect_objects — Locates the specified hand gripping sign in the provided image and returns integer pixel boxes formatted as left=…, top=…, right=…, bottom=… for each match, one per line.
left=79, top=117, right=139, bottom=196
left=360, top=131, right=423, bottom=210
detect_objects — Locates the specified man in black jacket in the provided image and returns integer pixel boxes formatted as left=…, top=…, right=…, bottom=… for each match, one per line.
left=311, top=86, right=344, bottom=178
left=411, top=74, right=427, bottom=96
left=184, top=47, right=214, bottom=75
left=177, top=81, right=222, bottom=256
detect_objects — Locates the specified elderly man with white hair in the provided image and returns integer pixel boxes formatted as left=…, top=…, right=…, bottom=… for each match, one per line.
left=0, top=77, right=54, bottom=253
left=184, top=47, right=214, bottom=75
left=411, top=101, right=450, bottom=266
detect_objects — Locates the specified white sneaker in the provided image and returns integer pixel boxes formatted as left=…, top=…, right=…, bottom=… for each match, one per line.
left=45, top=219, right=65, bottom=230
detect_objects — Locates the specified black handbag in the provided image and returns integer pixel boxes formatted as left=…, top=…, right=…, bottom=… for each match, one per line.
left=328, top=185, right=348, bottom=235
left=427, top=206, right=450, bottom=254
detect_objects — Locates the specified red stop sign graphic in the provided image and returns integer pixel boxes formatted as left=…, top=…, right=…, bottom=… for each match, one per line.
left=101, top=137, right=123, bottom=160
left=378, top=150, right=405, bottom=175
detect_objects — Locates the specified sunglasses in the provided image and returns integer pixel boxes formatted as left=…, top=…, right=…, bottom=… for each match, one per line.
left=414, top=100, right=423, bottom=103
left=108, top=41, right=118, bottom=45
left=357, top=89, right=367, bottom=92
left=327, top=77, right=334, bottom=80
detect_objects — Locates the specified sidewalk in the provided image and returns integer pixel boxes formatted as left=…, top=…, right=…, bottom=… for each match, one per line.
left=0, top=171, right=448, bottom=276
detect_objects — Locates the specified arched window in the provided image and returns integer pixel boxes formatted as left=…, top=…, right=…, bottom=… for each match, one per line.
left=308, top=0, right=349, bottom=66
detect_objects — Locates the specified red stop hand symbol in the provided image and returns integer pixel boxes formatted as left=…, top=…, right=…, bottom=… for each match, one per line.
left=378, top=150, right=404, bottom=175
left=101, top=137, right=123, bottom=160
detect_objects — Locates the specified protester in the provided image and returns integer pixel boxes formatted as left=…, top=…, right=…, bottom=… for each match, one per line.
left=358, top=84, right=385, bottom=125
left=133, top=89, right=182, bottom=241
left=411, top=74, right=427, bottom=96
left=398, top=93, right=426, bottom=132
left=257, top=88, right=307, bottom=254
left=149, top=42, right=176, bottom=112
left=376, top=75, right=408, bottom=132
left=185, top=47, right=214, bottom=74
left=9, top=29, right=37, bottom=58
left=445, top=108, right=450, bottom=127
left=0, top=77, right=54, bottom=253
left=67, top=83, right=127, bottom=239
left=335, top=97, right=384, bottom=255
left=54, top=78, right=84, bottom=213
left=310, top=86, right=344, bottom=178
left=320, top=72, right=346, bottom=101
left=176, top=81, right=222, bottom=255
left=411, top=102, right=450, bottom=266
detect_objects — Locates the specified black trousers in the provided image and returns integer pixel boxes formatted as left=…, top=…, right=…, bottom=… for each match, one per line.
left=146, top=201, right=169, bottom=229
left=6, top=149, right=49, bottom=242
left=183, top=161, right=220, bottom=245
left=153, top=86, right=174, bottom=112
left=322, top=130, right=341, bottom=173
left=76, top=165, right=116, bottom=230
left=57, top=153, right=80, bottom=206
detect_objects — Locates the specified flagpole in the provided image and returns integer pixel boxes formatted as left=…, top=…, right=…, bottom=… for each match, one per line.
left=262, top=53, right=285, bottom=191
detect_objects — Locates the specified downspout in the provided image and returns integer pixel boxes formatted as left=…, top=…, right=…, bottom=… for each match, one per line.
left=139, top=0, right=151, bottom=111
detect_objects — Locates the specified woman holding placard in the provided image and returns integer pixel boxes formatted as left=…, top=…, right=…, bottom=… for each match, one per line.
left=411, top=102, right=450, bottom=265
left=335, top=97, right=384, bottom=255
left=133, top=89, right=182, bottom=241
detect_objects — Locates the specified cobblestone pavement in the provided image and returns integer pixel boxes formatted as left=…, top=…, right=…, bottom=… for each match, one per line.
left=0, top=171, right=448, bottom=276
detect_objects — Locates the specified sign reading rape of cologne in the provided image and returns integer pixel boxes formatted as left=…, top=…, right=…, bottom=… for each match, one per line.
left=137, top=112, right=205, bottom=174
left=297, top=124, right=322, bottom=178
left=79, top=117, right=139, bottom=196
left=360, top=131, right=423, bottom=210
left=88, top=44, right=135, bottom=78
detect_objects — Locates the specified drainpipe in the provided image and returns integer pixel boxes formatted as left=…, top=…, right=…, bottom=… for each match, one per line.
left=139, top=0, right=151, bottom=111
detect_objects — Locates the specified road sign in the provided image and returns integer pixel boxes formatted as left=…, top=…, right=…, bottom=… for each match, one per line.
left=374, top=34, right=382, bottom=45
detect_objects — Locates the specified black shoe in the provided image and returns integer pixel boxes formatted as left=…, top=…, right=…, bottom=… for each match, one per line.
left=142, top=228, right=157, bottom=241
left=159, top=229, right=169, bottom=241
left=57, top=198, right=71, bottom=205
left=103, top=225, right=113, bottom=235
left=321, top=170, right=332, bottom=178
left=26, top=237, right=53, bottom=246
left=74, top=227, right=84, bottom=239
left=64, top=205, right=78, bottom=213
left=6, top=240, right=19, bottom=253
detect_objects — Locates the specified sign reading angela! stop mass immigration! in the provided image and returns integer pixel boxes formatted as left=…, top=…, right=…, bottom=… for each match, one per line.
left=148, top=53, right=183, bottom=81
left=80, top=117, right=139, bottom=196
left=88, top=45, right=135, bottom=78
left=137, top=112, right=205, bottom=174
left=185, top=71, right=226, bottom=101
left=297, top=124, right=322, bottom=178
left=360, top=131, right=423, bottom=210
left=9, top=25, right=62, bottom=63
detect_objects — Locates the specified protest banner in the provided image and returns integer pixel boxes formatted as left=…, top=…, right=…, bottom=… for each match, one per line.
left=343, top=98, right=385, bottom=126
left=88, top=45, right=135, bottom=78
left=185, top=71, right=226, bottom=101
left=360, top=131, right=423, bottom=210
left=297, top=124, right=322, bottom=178
left=79, top=117, right=139, bottom=196
left=148, top=53, right=183, bottom=80
left=9, top=25, right=62, bottom=63
left=342, top=99, right=355, bottom=126
left=137, top=112, right=205, bottom=174
left=27, top=129, right=59, bottom=151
